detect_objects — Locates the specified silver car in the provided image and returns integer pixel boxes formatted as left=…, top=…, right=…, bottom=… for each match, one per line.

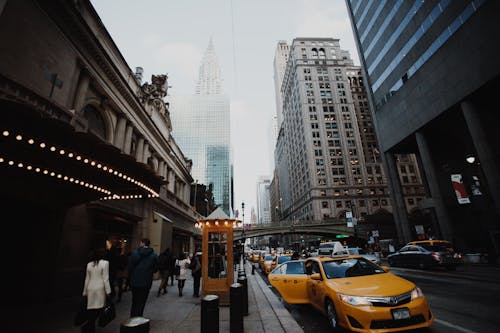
left=347, top=247, right=380, bottom=265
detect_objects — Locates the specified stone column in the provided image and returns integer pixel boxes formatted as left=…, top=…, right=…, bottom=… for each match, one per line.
left=384, top=152, right=413, bottom=243
left=0, top=0, right=8, bottom=17
left=158, top=160, right=165, bottom=178
left=143, top=142, right=150, bottom=164
left=415, top=131, right=453, bottom=241
left=135, top=137, right=144, bottom=162
left=72, top=69, right=90, bottom=112
left=114, top=116, right=127, bottom=150
left=123, top=124, right=133, bottom=154
left=462, top=101, right=500, bottom=217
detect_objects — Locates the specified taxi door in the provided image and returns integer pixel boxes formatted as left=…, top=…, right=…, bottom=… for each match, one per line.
left=305, top=260, right=327, bottom=311
left=269, top=261, right=309, bottom=304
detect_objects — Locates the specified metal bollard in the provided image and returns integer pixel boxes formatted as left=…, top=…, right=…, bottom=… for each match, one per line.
left=230, top=283, right=244, bottom=333
left=120, top=317, right=150, bottom=333
left=237, top=276, right=248, bottom=316
left=238, top=268, right=245, bottom=278
left=201, top=295, right=219, bottom=333
left=251, top=264, right=255, bottom=275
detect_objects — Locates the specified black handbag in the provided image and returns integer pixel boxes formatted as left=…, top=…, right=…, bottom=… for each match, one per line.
left=73, top=298, right=88, bottom=326
left=98, top=302, right=116, bottom=327
left=174, top=264, right=181, bottom=275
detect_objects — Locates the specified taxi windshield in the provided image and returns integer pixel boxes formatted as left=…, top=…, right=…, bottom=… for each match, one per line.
left=322, top=258, right=386, bottom=278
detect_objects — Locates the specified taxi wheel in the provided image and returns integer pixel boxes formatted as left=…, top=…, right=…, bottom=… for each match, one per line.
left=325, top=298, right=339, bottom=331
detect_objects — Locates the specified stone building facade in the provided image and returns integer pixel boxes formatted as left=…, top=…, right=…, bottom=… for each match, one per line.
left=0, top=0, right=200, bottom=302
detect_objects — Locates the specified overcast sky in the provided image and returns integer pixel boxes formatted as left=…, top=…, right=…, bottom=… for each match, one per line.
left=91, top=0, right=360, bottom=221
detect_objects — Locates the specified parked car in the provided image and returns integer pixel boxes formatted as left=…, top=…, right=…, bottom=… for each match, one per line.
left=272, top=255, right=292, bottom=271
left=269, top=255, right=433, bottom=332
left=387, top=240, right=462, bottom=270
left=262, top=255, right=275, bottom=275
left=348, top=247, right=380, bottom=265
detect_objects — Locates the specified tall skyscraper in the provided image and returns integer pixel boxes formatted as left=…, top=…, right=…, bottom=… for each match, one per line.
left=346, top=0, right=500, bottom=255
left=273, top=41, right=290, bottom=134
left=169, top=39, right=232, bottom=215
left=274, top=38, right=399, bottom=230
left=256, top=176, right=272, bottom=225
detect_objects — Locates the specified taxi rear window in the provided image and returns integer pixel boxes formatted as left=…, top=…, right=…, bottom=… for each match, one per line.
left=323, top=258, right=385, bottom=279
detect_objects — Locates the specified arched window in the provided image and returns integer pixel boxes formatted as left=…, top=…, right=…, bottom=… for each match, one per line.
left=319, top=48, right=326, bottom=59
left=311, top=48, right=318, bottom=59
left=81, top=105, right=106, bottom=140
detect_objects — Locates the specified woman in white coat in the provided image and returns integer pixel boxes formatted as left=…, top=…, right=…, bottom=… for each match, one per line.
left=82, top=249, right=111, bottom=333
left=175, top=252, right=190, bottom=297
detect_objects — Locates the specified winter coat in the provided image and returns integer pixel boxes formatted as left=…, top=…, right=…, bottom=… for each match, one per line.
left=175, top=258, right=191, bottom=280
left=82, top=259, right=111, bottom=309
left=191, top=256, right=202, bottom=278
left=128, top=246, right=159, bottom=289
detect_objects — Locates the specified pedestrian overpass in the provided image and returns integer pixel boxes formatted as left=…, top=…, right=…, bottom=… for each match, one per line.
left=233, top=220, right=363, bottom=241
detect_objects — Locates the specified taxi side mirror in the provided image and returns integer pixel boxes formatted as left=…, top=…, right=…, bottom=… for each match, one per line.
left=310, top=273, right=322, bottom=280
left=381, top=265, right=390, bottom=272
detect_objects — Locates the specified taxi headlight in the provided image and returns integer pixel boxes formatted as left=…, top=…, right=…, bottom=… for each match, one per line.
left=410, top=287, right=424, bottom=300
left=339, top=294, right=372, bottom=306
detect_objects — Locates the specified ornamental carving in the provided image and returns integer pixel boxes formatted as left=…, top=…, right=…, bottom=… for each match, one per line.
left=140, top=74, right=172, bottom=131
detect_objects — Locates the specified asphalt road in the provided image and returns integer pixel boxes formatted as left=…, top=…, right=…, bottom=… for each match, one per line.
left=259, top=264, right=500, bottom=333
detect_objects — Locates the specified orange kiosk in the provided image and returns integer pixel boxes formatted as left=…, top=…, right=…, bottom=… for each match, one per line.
left=195, top=208, right=242, bottom=305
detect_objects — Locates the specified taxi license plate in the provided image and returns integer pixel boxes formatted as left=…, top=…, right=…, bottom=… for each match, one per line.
left=392, top=308, right=410, bottom=320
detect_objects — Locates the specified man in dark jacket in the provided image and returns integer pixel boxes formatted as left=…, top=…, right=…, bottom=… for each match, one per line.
left=128, top=238, right=158, bottom=317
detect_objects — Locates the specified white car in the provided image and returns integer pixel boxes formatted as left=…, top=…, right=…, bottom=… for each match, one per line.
left=347, top=247, right=380, bottom=265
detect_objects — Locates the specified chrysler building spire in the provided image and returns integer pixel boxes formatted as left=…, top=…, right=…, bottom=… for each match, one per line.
left=195, top=38, right=223, bottom=95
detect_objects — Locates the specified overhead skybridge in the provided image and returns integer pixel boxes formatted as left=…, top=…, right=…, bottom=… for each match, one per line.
left=233, top=220, right=363, bottom=241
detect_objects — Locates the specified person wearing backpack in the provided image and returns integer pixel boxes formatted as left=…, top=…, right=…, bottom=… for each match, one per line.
left=190, top=252, right=202, bottom=297
left=157, top=248, right=171, bottom=296
left=128, top=238, right=158, bottom=317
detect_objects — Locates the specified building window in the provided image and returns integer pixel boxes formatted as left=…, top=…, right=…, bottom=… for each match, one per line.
left=336, top=201, right=343, bottom=208
left=82, top=104, right=106, bottom=140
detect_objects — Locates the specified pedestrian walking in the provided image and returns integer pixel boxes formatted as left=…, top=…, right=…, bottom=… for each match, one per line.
left=175, top=252, right=190, bottom=297
left=168, top=253, right=176, bottom=286
left=190, top=252, right=202, bottom=297
left=128, top=238, right=158, bottom=317
left=115, top=250, right=128, bottom=302
left=81, top=249, right=111, bottom=333
left=105, top=245, right=120, bottom=299
left=157, top=248, right=172, bottom=296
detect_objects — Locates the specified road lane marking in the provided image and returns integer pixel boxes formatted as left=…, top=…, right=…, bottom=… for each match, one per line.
left=434, top=318, right=478, bottom=333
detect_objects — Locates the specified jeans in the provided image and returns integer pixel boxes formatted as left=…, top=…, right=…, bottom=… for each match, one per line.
left=130, top=287, right=150, bottom=317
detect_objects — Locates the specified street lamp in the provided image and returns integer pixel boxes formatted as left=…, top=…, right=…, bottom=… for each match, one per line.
left=204, top=198, right=209, bottom=216
left=193, top=179, right=198, bottom=212
left=241, top=201, right=245, bottom=263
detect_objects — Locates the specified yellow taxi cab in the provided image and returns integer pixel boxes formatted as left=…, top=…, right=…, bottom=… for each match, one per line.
left=251, top=250, right=262, bottom=263
left=259, top=252, right=268, bottom=270
left=262, top=254, right=275, bottom=275
left=269, top=256, right=433, bottom=332
left=271, top=254, right=292, bottom=271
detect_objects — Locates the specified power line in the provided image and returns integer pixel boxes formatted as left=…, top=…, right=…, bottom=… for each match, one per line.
left=230, top=0, right=237, bottom=94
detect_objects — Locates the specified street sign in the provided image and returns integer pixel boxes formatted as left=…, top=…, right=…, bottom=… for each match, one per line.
left=372, top=230, right=379, bottom=237
left=346, top=211, right=353, bottom=219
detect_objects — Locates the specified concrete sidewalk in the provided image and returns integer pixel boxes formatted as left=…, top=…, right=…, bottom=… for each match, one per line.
left=10, top=262, right=303, bottom=333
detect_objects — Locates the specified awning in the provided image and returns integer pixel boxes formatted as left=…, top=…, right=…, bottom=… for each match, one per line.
left=154, top=211, right=173, bottom=223
left=0, top=100, right=163, bottom=206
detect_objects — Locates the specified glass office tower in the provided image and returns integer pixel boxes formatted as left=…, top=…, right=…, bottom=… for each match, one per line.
left=169, top=39, right=232, bottom=215
left=346, top=0, right=500, bottom=258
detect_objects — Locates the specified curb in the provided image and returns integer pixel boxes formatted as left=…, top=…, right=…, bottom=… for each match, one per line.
left=247, top=263, right=304, bottom=333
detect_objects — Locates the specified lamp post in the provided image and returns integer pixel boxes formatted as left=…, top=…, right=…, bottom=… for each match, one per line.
left=193, top=179, right=198, bottom=212
left=241, top=201, right=245, bottom=262
left=204, top=198, right=209, bottom=216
